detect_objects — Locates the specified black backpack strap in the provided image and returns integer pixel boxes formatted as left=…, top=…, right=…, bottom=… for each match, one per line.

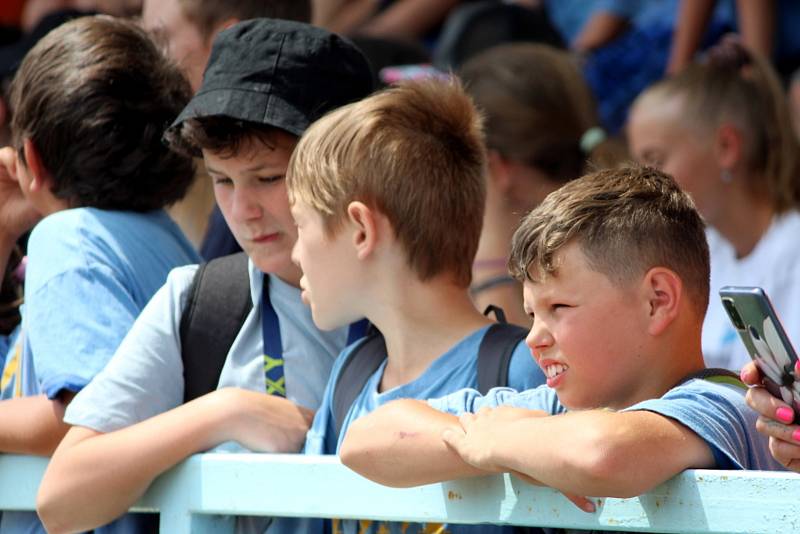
left=180, top=252, right=252, bottom=403
left=332, top=330, right=387, bottom=440
left=477, top=322, right=529, bottom=394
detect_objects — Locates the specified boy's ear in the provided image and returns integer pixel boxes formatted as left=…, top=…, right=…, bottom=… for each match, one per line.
left=21, top=139, right=51, bottom=193
left=487, top=149, right=513, bottom=195
left=642, top=267, right=682, bottom=336
left=346, top=201, right=379, bottom=260
left=714, top=122, right=744, bottom=172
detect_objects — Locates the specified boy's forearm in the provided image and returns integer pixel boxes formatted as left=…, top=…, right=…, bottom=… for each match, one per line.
left=340, top=399, right=488, bottom=487
left=0, top=394, right=71, bottom=456
left=489, top=410, right=715, bottom=497
left=37, top=389, right=312, bottom=534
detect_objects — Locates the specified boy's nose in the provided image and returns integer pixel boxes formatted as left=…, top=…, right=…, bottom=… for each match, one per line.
left=231, top=186, right=261, bottom=221
left=525, top=320, right=554, bottom=357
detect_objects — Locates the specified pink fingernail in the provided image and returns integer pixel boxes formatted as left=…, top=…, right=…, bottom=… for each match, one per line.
left=776, top=406, right=795, bottom=424
left=795, top=360, right=800, bottom=375
left=739, top=367, right=751, bottom=382
left=793, top=429, right=800, bottom=443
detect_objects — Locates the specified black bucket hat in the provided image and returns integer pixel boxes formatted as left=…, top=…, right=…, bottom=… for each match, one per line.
left=170, top=18, right=375, bottom=136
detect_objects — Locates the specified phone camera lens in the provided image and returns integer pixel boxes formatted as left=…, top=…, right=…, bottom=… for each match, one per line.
left=722, top=298, right=746, bottom=330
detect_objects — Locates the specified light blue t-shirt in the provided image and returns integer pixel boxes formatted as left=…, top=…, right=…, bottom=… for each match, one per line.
left=301, top=325, right=546, bottom=534
left=429, top=379, right=783, bottom=471
left=0, top=208, right=200, bottom=534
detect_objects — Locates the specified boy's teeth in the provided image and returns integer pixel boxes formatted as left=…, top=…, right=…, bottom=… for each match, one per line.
left=545, top=364, right=567, bottom=379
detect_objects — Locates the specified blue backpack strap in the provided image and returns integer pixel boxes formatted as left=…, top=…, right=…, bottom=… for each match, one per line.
left=477, top=306, right=529, bottom=394
left=332, top=330, right=387, bottom=440
left=180, top=252, right=252, bottom=403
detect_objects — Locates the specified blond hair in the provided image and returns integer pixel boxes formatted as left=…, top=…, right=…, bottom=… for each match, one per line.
left=634, top=41, right=800, bottom=212
left=287, top=78, right=486, bottom=287
left=509, top=166, right=710, bottom=314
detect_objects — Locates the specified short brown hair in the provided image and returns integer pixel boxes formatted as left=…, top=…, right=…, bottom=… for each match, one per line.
left=178, top=0, right=311, bottom=39
left=165, top=116, right=292, bottom=159
left=10, top=15, right=194, bottom=211
left=287, top=78, right=486, bottom=288
left=509, top=166, right=710, bottom=314
left=459, top=43, right=624, bottom=184
left=634, top=40, right=800, bottom=212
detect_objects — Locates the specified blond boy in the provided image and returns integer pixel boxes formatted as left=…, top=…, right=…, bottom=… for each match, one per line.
left=286, top=79, right=545, bottom=533
left=340, top=167, right=783, bottom=524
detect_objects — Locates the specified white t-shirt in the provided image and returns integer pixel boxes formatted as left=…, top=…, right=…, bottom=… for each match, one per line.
left=704, top=210, right=800, bottom=371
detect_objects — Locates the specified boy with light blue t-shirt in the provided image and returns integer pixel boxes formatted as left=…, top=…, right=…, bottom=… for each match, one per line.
left=0, top=15, right=200, bottom=534
left=287, top=79, right=545, bottom=533
left=341, top=167, right=785, bottom=528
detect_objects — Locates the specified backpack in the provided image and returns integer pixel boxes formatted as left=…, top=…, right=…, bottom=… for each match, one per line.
left=180, top=252, right=252, bottom=403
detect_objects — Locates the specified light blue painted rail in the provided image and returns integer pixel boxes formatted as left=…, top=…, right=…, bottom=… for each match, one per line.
left=1, top=453, right=799, bottom=533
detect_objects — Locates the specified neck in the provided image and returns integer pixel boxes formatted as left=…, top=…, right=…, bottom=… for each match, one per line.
left=369, top=275, right=491, bottom=391
left=474, top=196, right=520, bottom=277
left=273, top=263, right=302, bottom=288
left=610, top=321, right=706, bottom=411
left=712, top=181, right=775, bottom=259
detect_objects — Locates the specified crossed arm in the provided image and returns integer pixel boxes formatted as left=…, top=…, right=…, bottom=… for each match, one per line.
left=37, top=388, right=312, bottom=534
left=341, top=399, right=715, bottom=499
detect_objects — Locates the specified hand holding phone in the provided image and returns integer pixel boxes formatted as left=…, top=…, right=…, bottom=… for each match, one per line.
left=720, top=286, right=800, bottom=411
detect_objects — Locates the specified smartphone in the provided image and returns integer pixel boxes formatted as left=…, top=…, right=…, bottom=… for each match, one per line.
left=720, top=286, right=800, bottom=411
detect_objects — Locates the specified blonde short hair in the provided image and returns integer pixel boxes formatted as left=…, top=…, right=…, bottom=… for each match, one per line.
left=287, top=78, right=486, bottom=287
left=509, top=166, right=710, bottom=315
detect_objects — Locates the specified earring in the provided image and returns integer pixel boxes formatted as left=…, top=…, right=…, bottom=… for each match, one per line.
left=721, top=169, right=733, bottom=183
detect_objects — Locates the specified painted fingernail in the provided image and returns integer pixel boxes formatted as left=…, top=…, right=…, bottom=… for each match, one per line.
left=739, top=367, right=751, bottom=383
left=795, top=360, right=800, bottom=376
left=793, top=429, right=800, bottom=443
left=776, top=406, right=794, bottom=424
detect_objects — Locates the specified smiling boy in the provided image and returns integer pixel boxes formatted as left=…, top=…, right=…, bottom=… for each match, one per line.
left=340, top=166, right=783, bottom=518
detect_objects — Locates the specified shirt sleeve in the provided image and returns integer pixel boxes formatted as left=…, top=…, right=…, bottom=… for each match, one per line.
left=623, top=380, right=766, bottom=470
left=27, top=263, right=140, bottom=398
left=64, top=266, right=197, bottom=433
left=428, top=385, right=562, bottom=415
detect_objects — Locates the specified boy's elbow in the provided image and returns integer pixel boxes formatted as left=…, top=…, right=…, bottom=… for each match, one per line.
left=37, top=487, right=73, bottom=534
left=568, top=431, right=656, bottom=498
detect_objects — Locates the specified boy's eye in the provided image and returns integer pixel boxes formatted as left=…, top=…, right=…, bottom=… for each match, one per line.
left=551, top=303, right=570, bottom=312
left=258, top=175, right=284, bottom=184
left=212, top=176, right=232, bottom=186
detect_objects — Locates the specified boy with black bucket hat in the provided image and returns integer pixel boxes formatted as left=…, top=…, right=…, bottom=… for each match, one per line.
left=37, top=18, right=375, bottom=534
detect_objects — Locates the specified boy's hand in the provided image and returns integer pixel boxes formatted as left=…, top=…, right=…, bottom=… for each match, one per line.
left=442, top=407, right=544, bottom=472
left=443, top=407, right=595, bottom=513
left=0, top=147, right=41, bottom=242
left=214, top=388, right=314, bottom=453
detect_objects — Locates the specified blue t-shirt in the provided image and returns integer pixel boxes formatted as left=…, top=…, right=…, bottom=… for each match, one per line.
left=302, top=324, right=546, bottom=534
left=429, top=379, right=783, bottom=472
left=0, top=207, right=200, bottom=534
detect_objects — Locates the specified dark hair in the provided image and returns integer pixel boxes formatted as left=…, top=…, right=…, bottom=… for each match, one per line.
left=9, top=15, right=195, bottom=211
left=459, top=43, right=624, bottom=184
left=166, top=116, right=294, bottom=159
left=178, top=0, right=311, bottom=38
left=0, top=246, right=23, bottom=335
left=510, top=166, right=710, bottom=314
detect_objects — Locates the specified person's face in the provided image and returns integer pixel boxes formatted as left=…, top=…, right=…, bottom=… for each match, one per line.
left=205, top=133, right=301, bottom=285
left=628, top=101, right=723, bottom=225
left=142, top=0, right=211, bottom=91
left=290, top=198, right=360, bottom=330
left=523, top=242, right=648, bottom=410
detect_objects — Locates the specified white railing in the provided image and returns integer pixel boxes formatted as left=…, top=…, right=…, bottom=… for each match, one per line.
left=1, top=454, right=798, bottom=533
